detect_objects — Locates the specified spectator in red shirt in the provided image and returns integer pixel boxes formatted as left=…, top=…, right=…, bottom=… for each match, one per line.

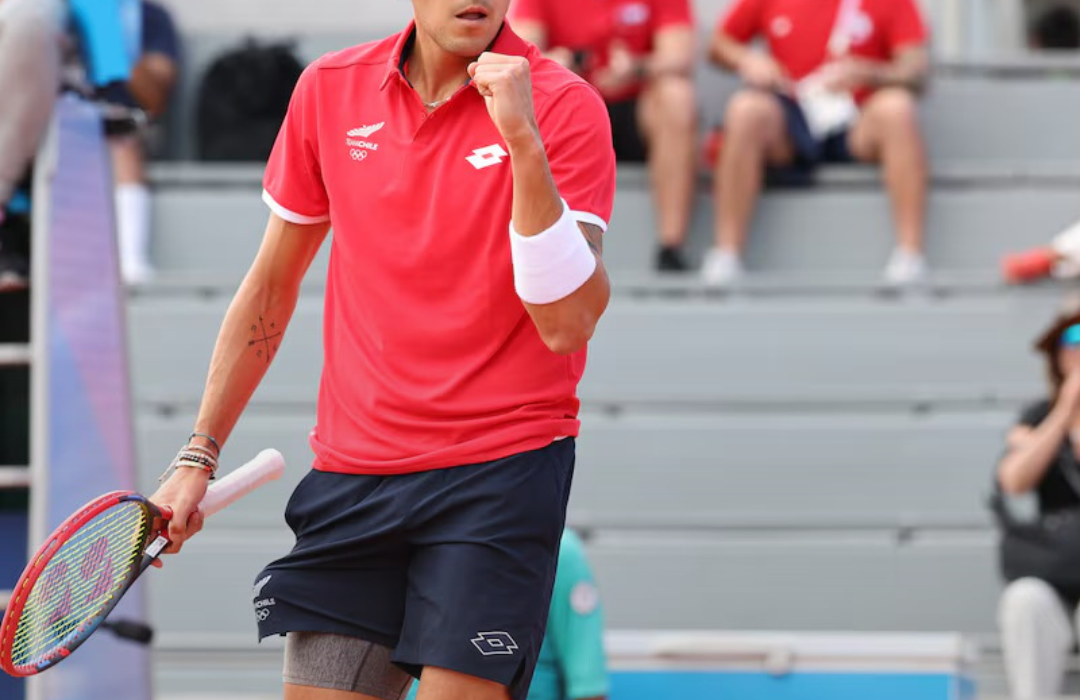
left=705, top=0, right=931, bottom=287
left=512, top=0, right=698, bottom=272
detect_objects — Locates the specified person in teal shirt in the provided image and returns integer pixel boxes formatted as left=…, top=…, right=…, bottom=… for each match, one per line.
left=406, top=529, right=608, bottom=700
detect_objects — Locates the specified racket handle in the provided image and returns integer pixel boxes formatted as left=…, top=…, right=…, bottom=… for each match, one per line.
left=199, top=449, right=286, bottom=518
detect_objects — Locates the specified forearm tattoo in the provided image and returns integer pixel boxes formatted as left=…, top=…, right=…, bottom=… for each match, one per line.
left=248, top=316, right=282, bottom=364
left=581, top=223, right=603, bottom=256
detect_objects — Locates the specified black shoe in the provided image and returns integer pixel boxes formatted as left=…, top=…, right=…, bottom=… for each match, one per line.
left=656, top=246, right=689, bottom=273
left=0, top=213, right=30, bottom=292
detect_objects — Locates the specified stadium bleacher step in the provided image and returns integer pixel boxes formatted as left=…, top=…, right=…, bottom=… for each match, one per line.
left=128, top=292, right=1057, bottom=410
left=136, top=410, right=1013, bottom=531
left=146, top=162, right=1080, bottom=277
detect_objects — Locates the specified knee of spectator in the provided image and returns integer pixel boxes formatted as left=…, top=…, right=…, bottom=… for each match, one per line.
left=1000, top=577, right=1060, bottom=618
left=866, top=88, right=921, bottom=132
left=650, top=75, right=697, bottom=127
left=724, top=90, right=781, bottom=139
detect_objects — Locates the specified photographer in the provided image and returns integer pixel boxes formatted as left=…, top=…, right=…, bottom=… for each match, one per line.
left=997, top=300, right=1080, bottom=699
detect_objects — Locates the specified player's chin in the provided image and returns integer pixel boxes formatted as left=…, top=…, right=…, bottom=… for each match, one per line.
left=442, top=21, right=498, bottom=53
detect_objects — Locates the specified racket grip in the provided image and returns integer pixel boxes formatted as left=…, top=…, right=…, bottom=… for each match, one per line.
left=198, top=449, right=286, bottom=518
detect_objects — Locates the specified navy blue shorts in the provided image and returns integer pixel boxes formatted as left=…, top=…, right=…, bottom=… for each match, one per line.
left=768, top=93, right=855, bottom=188
left=253, top=439, right=576, bottom=700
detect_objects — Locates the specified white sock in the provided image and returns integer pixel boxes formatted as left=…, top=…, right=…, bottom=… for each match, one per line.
left=115, top=182, right=153, bottom=283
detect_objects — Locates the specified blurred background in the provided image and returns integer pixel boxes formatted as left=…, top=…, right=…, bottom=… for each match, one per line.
left=5, top=0, right=1080, bottom=699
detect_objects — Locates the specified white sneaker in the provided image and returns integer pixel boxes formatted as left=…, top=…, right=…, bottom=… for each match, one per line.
left=701, top=248, right=745, bottom=287
left=882, top=248, right=928, bottom=288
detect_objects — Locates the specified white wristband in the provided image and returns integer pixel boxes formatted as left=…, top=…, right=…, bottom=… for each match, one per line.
left=510, top=200, right=597, bottom=305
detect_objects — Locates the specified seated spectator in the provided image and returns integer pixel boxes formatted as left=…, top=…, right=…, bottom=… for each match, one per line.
left=99, top=0, right=179, bottom=284
left=705, top=0, right=930, bottom=287
left=1029, top=4, right=1080, bottom=50
left=0, top=0, right=64, bottom=290
left=996, top=299, right=1080, bottom=699
left=511, top=0, right=698, bottom=273
left=405, top=530, right=609, bottom=700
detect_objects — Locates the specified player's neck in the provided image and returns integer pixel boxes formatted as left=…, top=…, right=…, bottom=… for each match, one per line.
left=406, top=30, right=473, bottom=107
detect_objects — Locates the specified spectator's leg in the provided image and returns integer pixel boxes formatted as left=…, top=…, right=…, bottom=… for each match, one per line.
left=998, top=577, right=1072, bottom=699
left=0, top=0, right=62, bottom=215
left=638, top=74, right=697, bottom=253
left=848, top=88, right=929, bottom=283
left=110, top=136, right=154, bottom=284
left=706, top=89, right=793, bottom=285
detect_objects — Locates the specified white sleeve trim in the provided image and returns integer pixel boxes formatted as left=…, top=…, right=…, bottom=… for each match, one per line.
left=262, top=190, right=330, bottom=225
left=571, top=210, right=608, bottom=233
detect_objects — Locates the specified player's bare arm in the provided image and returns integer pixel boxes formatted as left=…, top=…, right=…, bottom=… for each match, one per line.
left=469, top=51, right=611, bottom=355
left=150, top=213, right=330, bottom=553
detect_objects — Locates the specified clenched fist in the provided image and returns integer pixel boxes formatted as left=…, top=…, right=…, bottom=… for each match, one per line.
left=468, top=52, right=539, bottom=147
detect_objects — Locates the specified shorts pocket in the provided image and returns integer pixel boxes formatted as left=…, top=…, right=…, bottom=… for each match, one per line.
left=283, top=470, right=319, bottom=534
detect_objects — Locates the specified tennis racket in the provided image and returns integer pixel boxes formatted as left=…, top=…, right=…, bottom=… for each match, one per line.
left=0, top=448, right=285, bottom=677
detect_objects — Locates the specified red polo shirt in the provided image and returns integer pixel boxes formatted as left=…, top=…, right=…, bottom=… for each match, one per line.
left=262, top=23, right=616, bottom=475
left=720, top=0, right=928, bottom=103
left=510, top=0, right=694, bottom=102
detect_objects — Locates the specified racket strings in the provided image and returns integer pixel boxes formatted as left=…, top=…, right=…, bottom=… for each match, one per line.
left=10, top=502, right=149, bottom=668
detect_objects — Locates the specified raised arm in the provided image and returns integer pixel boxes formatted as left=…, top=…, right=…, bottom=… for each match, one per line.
left=151, top=213, right=329, bottom=550
left=507, top=142, right=610, bottom=355
left=999, top=374, right=1080, bottom=494
left=469, top=53, right=615, bottom=356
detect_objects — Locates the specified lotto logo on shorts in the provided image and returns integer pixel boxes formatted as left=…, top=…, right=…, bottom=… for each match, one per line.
left=470, top=631, right=518, bottom=656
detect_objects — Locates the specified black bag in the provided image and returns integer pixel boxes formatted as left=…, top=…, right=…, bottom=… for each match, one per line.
left=992, top=447, right=1080, bottom=592
left=196, top=40, right=304, bottom=161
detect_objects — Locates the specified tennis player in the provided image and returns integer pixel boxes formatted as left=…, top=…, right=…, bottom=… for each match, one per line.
left=149, top=1, right=616, bottom=700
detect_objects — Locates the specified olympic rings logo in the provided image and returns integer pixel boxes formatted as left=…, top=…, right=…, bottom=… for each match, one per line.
left=256, top=608, right=271, bottom=621
left=350, top=149, right=369, bottom=161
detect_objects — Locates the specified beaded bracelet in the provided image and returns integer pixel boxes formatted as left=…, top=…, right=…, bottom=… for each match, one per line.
left=184, top=444, right=219, bottom=461
left=176, top=453, right=216, bottom=470
left=175, top=451, right=217, bottom=474
left=176, top=449, right=217, bottom=466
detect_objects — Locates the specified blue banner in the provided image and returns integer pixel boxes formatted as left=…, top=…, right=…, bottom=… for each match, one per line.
left=67, top=0, right=136, bottom=86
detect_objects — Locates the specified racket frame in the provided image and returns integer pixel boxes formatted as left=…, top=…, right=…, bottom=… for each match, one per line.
left=0, top=491, right=166, bottom=677
left=0, top=448, right=284, bottom=677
